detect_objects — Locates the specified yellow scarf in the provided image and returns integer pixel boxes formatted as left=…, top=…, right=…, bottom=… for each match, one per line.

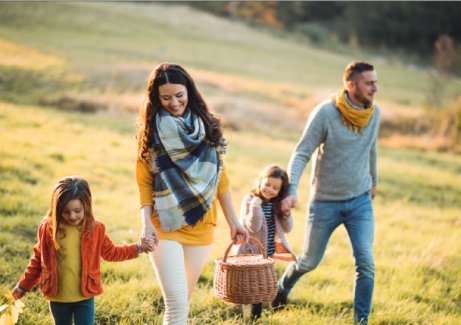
left=332, top=88, right=374, bottom=134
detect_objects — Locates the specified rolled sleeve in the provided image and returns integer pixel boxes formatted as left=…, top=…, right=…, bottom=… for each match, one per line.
left=217, top=164, right=230, bottom=195
left=136, top=159, right=154, bottom=208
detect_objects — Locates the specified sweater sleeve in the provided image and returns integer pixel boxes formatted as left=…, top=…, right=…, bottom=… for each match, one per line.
left=217, top=163, right=231, bottom=195
left=287, top=104, right=327, bottom=194
left=369, top=106, right=380, bottom=186
left=279, top=212, right=294, bottom=233
left=18, top=224, right=45, bottom=291
left=240, top=195, right=264, bottom=233
left=136, top=158, right=154, bottom=208
left=99, top=223, right=139, bottom=261
left=370, top=139, right=378, bottom=186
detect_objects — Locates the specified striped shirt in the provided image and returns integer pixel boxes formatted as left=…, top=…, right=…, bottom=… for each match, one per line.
left=261, top=202, right=275, bottom=256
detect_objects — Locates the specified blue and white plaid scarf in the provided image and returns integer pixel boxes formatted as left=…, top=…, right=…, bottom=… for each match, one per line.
left=151, top=108, right=223, bottom=232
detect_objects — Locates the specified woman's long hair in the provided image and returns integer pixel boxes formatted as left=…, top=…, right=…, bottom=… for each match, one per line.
left=44, top=175, right=95, bottom=250
left=250, top=164, right=289, bottom=220
left=136, top=62, right=226, bottom=162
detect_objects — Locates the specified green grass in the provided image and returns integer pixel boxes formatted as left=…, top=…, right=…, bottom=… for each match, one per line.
left=1, top=2, right=461, bottom=111
left=1, top=2, right=461, bottom=324
left=1, top=100, right=461, bottom=325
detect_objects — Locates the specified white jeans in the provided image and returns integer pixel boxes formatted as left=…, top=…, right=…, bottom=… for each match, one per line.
left=149, top=240, right=212, bottom=325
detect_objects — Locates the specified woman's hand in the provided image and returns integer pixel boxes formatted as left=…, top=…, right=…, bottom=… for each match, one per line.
left=141, top=222, right=158, bottom=252
left=138, top=235, right=157, bottom=253
left=140, top=205, right=159, bottom=252
left=218, top=191, right=249, bottom=244
left=231, top=222, right=249, bottom=244
left=12, top=286, right=26, bottom=300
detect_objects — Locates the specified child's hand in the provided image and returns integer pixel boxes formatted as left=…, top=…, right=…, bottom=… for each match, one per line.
left=251, top=196, right=262, bottom=206
left=12, top=286, right=26, bottom=300
left=139, top=235, right=157, bottom=253
left=281, top=206, right=291, bottom=219
left=282, top=194, right=297, bottom=210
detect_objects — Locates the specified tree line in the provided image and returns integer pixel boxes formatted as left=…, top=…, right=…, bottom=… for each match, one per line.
left=188, top=1, right=461, bottom=73
left=184, top=1, right=461, bottom=150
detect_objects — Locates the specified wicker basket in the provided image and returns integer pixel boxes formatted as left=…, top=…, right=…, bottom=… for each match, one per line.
left=214, top=237, right=277, bottom=304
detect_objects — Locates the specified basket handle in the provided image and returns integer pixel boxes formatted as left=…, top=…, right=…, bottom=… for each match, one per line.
left=222, top=237, right=267, bottom=263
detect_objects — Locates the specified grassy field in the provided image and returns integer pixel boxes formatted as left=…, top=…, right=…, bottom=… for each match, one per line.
left=1, top=2, right=461, bottom=324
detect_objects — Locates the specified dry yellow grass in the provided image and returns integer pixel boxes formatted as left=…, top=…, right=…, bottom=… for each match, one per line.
left=0, top=38, right=64, bottom=69
left=1, top=2, right=461, bottom=323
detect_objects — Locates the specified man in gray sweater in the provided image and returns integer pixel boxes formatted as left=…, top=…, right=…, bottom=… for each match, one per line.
left=272, top=61, right=380, bottom=324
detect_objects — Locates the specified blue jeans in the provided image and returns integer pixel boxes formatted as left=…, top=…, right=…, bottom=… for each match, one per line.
left=49, top=297, right=95, bottom=325
left=278, top=191, right=374, bottom=324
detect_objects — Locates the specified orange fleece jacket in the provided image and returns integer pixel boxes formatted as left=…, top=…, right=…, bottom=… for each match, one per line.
left=17, top=220, right=139, bottom=298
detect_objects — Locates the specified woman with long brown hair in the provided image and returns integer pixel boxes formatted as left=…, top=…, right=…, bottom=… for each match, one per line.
left=136, top=62, right=248, bottom=324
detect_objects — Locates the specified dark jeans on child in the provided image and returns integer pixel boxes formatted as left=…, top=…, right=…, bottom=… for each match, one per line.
left=251, top=303, right=262, bottom=318
left=49, top=297, right=95, bottom=325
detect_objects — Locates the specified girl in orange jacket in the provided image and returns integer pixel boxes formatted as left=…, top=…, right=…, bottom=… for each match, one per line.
left=12, top=175, right=153, bottom=325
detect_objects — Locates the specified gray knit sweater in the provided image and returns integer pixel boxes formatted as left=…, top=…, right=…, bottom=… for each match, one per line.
left=288, top=96, right=381, bottom=201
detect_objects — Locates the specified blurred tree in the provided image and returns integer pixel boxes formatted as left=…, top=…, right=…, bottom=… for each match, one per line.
left=427, top=34, right=456, bottom=110
left=188, top=1, right=282, bottom=28
left=234, top=1, right=282, bottom=28
left=275, top=1, right=344, bottom=28
left=185, top=2, right=230, bottom=17
left=425, top=34, right=461, bottom=150
left=188, top=1, right=461, bottom=66
left=343, top=2, right=461, bottom=55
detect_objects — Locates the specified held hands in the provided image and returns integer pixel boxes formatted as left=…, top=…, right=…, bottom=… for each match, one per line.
left=139, top=222, right=159, bottom=253
left=281, top=206, right=291, bottom=220
left=281, top=194, right=297, bottom=213
left=138, top=235, right=157, bottom=253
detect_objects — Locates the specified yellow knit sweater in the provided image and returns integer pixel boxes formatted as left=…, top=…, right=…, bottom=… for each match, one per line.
left=136, top=158, right=230, bottom=245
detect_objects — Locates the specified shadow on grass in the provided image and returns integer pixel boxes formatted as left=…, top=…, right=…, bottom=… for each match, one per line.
left=191, top=300, right=245, bottom=324
left=379, top=175, right=461, bottom=209
left=197, top=273, right=213, bottom=287
left=274, top=299, right=421, bottom=324
left=411, top=262, right=461, bottom=315
left=96, top=293, right=164, bottom=325
left=0, top=165, right=38, bottom=186
left=0, top=66, right=67, bottom=105
left=380, top=147, right=461, bottom=176
left=281, top=298, right=353, bottom=317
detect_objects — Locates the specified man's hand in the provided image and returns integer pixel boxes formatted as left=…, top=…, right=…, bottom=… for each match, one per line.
left=371, top=186, right=377, bottom=199
left=282, top=194, right=298, bottom=212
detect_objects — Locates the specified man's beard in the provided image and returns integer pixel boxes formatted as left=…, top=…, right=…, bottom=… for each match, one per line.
left=355, top=91, right=372, bottom=107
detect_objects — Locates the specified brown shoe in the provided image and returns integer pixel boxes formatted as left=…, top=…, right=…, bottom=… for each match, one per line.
left=271, top=289, right=288, bottom=310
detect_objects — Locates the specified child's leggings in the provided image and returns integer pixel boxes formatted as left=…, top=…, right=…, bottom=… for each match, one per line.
left=149, top=240, right=212, bottom=325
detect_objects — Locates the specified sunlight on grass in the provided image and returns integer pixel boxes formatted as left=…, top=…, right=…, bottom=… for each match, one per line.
left=1, top=102, right=461, bottom=324
left=1, top=2, right=461, bottom=322
left=0, top=38, right=64, bottom=69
